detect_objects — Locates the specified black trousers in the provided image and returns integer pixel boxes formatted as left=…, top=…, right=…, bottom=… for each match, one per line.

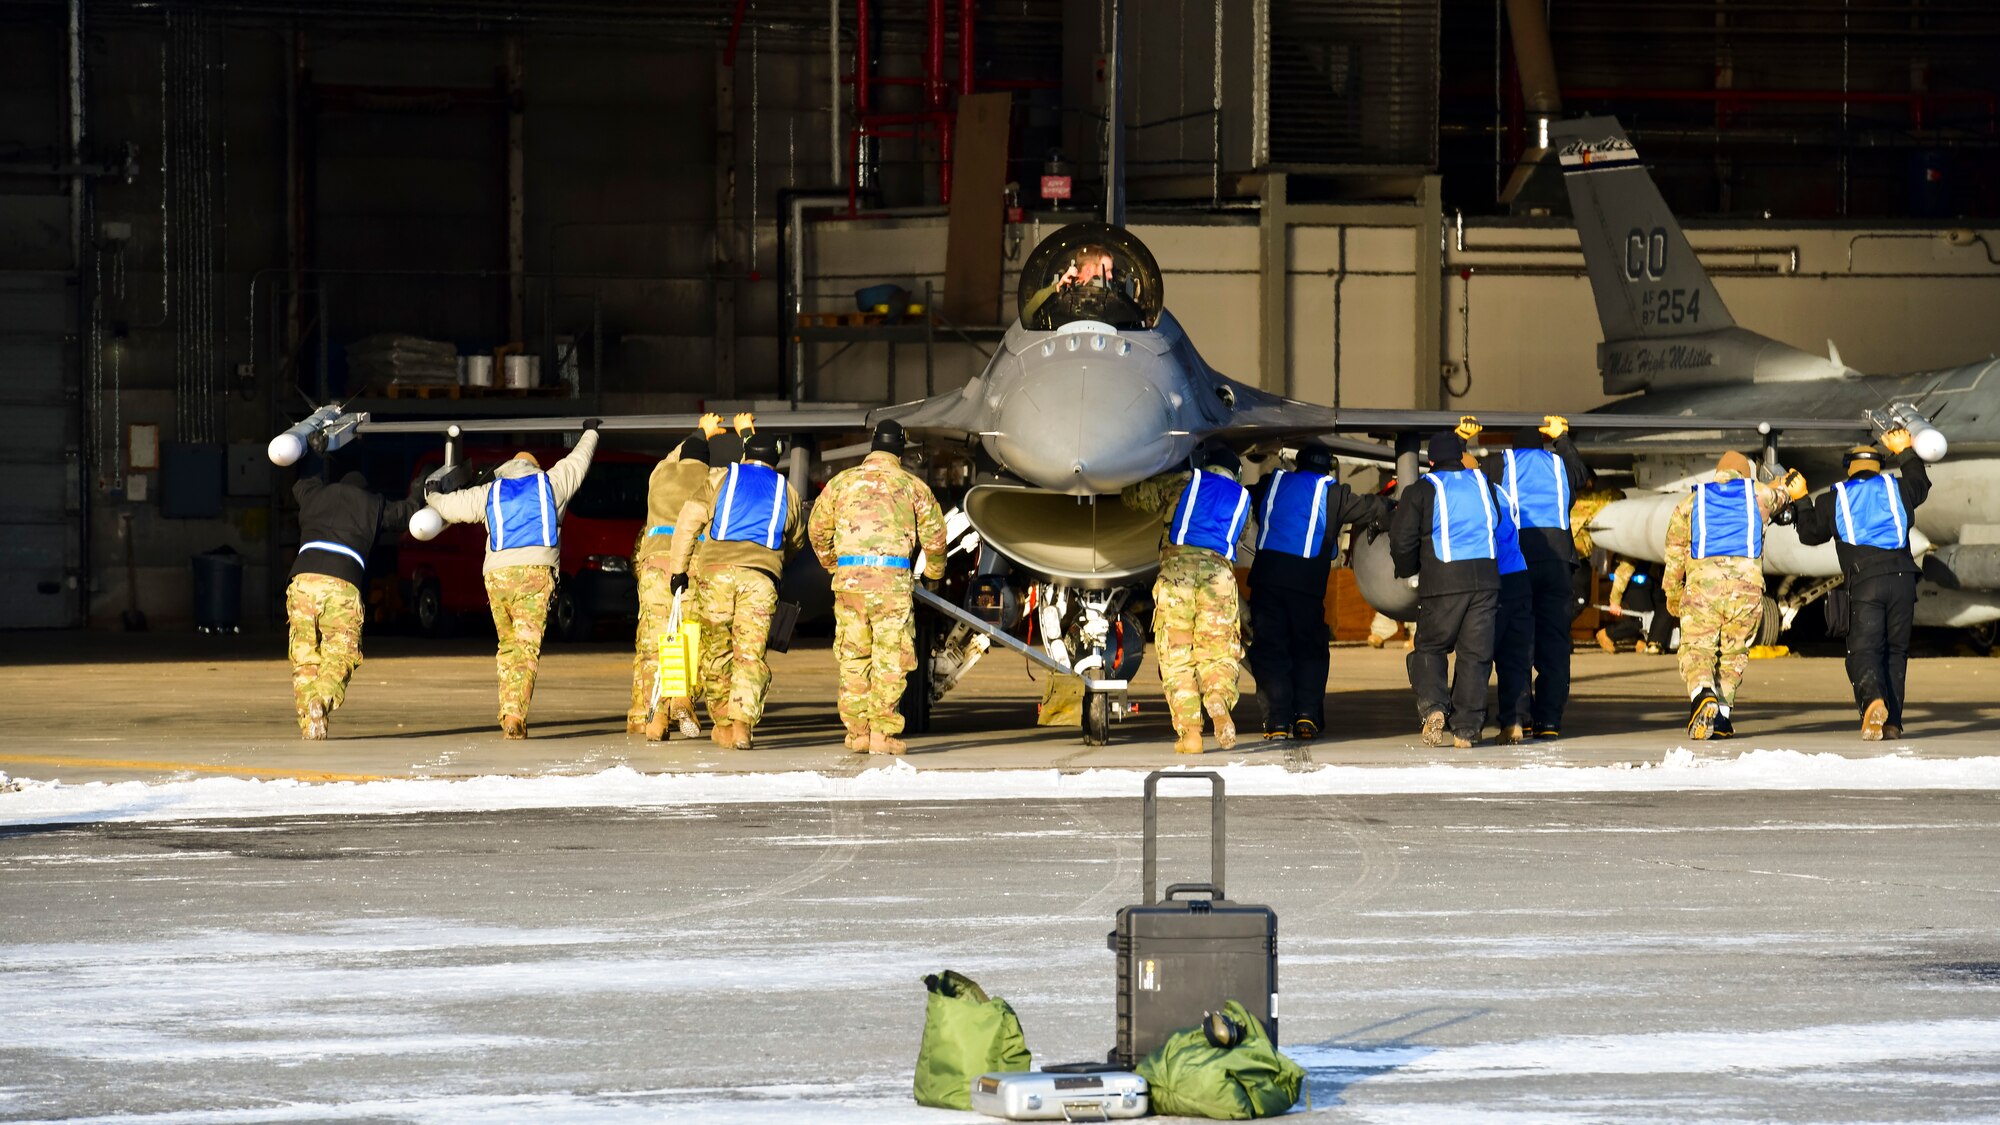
left=1248, top=585, right=1330, bottom=729
left=1408, top=587, right=1499, bottom=738
left=1846, top=571, right=1916, bottom=725
left=1494, top=571, right=1534, bottom=729
left=1526, top=561, right=1574, bottom=731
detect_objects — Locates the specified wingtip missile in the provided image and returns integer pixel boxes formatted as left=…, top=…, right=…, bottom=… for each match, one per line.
left=267, top=404, right=371, bottom=466
left=1867, top=403, right=1948, bottom=463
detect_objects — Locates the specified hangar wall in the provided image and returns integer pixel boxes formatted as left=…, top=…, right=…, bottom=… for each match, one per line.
left=803, top=216, right=2000, bottom=416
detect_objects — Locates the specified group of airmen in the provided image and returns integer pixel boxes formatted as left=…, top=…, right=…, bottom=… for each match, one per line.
left=281, top=408, right=1934, bottom=752
left=285, top=413, right=946, bottom=752
left=1111, top=412, right=1933, bottom=751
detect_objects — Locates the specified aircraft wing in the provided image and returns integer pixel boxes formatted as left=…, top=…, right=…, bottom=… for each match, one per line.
left=1199, top=380, right=1871, bottom=455
left=356, top=408, right=875, bottom=437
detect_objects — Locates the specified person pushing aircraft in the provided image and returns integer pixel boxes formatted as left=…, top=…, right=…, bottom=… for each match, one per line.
left=665, top=422, right=807, bottom=752
left=1123, top=446, right=1252, bottom=754
left=1793, top=429, right=1933, bottom=740
left=417, top=419, right=601, bottom=739
left=1244, top=443, right=1391, bottom=743
left=1662, top=452, right=1807, bottom=740
left=1480, top=416, right=1587, bottom=739
left=629, top=413, right=726, bottom=741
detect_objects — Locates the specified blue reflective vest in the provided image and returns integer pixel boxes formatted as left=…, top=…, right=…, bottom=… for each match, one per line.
left=1502, top=447, right=1570, bottom=530
left=1833, top=474, right=1909, bottom=550
left=1169, top=469, right=1252, bottom=561
left=1427, top=469, right=1497, bottom=563
left=1495, top=503, right=1527, bottom=575
left=1254, top=469, right=1334, bottom=559
left=486, top=473, right=558, bottom=551
left=709, top=462, right=790, bottom=550
left=1691, top=478, right=1764, bottom=559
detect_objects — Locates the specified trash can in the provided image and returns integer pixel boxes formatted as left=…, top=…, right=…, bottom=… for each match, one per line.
left=191, top=546, right=245, bottom=634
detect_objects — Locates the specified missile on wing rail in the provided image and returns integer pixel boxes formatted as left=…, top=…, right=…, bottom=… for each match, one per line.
left=1587, top=490, right=1931, bottom=574
left=1865, top=403, right=1948, bottom=464
left=267, top=405, right=370, bottom=466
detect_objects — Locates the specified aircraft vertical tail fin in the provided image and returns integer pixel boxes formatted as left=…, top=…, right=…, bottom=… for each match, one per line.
left=1551, top=117, right=1736, bottom=343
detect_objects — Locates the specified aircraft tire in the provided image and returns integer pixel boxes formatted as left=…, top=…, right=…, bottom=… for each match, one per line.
left=1757, top=595, right=1783, bottom=648
left=1082, top=688, right=1111, bottom=746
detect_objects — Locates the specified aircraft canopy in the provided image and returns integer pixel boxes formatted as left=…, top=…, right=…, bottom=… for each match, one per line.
left=1016, top=222, right=1163, bottom=332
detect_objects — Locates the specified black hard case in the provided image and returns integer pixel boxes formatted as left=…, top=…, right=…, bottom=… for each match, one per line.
left=1107, top=771, right=1278, bottom=1069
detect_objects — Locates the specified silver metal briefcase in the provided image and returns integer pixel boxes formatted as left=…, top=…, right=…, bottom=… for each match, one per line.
left=970, top=1069, right=1149, bottom=1121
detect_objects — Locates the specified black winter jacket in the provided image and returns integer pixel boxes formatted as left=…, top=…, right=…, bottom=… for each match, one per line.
left=290, top=472, right=424, bottom=590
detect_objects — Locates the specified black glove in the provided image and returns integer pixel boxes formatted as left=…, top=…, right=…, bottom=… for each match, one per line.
left=669, top=572, right=689, bottom=596
left=580, top=417, right=602, bottom=434
left=1773, top=503, right=1797, bottom=527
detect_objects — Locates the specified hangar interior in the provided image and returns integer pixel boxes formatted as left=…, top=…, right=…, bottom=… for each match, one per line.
left=3, top=0, right=1998, bottom=630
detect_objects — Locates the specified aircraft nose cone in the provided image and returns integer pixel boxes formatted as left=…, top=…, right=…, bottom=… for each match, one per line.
left=989, top=345, right=1178, bottom=494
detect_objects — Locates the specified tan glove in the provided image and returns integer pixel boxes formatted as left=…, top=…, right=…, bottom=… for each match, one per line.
left=1454, top=415, right=1483, bottom=442
left=698, top=412, right=726, bottom=438
left=1783, top=468, right=1809, bottom=501
left=1539, top=414, right=1569, bottom=440
left=733, top=412, right=756, bottom=435
left=1881, top=428, right=1912, bottom=456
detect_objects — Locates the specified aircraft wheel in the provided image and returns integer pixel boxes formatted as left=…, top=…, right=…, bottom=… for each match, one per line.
left=1082, top=688, right=1111, bottom=746
left=1967, top=621, right=1998, bottom=656
left=551, top=585, right=589, bottom=643
left=1757, top=595, right=1783, bottom=648
left=899, top=606, right=936, bottom=735
left=413, top=580, right=452, bottom=638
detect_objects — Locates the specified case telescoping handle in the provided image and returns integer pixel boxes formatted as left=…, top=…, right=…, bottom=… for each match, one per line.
left=1142, top=770, right=1225, bottom=905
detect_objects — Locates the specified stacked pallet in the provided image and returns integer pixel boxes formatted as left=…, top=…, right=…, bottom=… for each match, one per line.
left=347, top=334, right=459, bottom=391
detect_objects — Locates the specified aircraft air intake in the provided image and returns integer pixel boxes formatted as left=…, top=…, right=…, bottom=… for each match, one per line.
left=962, top=484, right=1165, bottom=587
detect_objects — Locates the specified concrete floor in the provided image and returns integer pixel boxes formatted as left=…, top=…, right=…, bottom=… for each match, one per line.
left=3, top=793, right=1998, bottom=1121
left=2, top=631, right=1998, bottom=785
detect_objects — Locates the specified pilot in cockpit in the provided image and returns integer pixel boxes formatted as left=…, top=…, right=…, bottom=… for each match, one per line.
left=1016, top=225, right=1162, bottom=333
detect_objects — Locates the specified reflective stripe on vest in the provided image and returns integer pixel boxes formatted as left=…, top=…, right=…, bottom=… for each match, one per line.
left=1254, top=469, right=1334, bottom=558
left=1503, top=447, right=1570, bottom=530
left=486, top=473, right=557, bottom=551
left=1428, top=469, right=1497, bottom=563
left=711, top=462, right=788, bottom=550
left=1833, top=474, right=1908, bottom=550
left=299, top=540, right=366, bottom=568
left=1169, top=469, right=1252, bottom=561
left=1692, top=477, right=1763, bottom=559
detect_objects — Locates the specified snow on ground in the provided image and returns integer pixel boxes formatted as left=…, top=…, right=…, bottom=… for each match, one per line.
left=4, top=748, right=2000, bottom=826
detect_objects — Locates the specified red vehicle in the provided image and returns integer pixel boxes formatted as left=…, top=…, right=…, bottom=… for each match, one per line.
left=399, top=445, right=653, bottom=641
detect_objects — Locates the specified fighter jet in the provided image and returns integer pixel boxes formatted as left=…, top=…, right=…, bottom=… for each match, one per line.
left=1534, top=116, right=1999, bottom=644
left=275, top=204, right=1938, bottom=741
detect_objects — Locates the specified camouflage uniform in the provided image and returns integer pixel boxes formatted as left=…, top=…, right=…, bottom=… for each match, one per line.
left=667, top=464, right=806, bottom=736
left=629, top=449, right=714, bottom=728
left=694, top=565, right=780, bottom=726
left=486, top=565, right=556, bottom=723
left=1662, top=474, right=1785, bottom=707
left=808, top=450, right=949, bottom=740
left=285, top=573, right=364, bottom=733
left=1122, top=469, right=1243, bottom=737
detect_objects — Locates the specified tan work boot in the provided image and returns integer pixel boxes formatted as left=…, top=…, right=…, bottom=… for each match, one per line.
left=1173, top=727, right=1204, bottom=754
left=1595, top=627, right=1618, bottom=653
left=1453, top=732, right=1480, bottom=749
left=729, top=724, right=755, bottom=751
left=626, top=715, right=645, bottom=736
left=1882, top=723, right=1904, bottom=741
left=710, top=720, right=735, bottom=748
left=1366, top=633, right=1386, bottom=649
left=500, top=715, right=527, bottom=740
left=868, top=730, right=907, bottom=755
left=1420, top=711, right=1448, bottom=747
left=1500, top=723, right=1525, bottom=745
left=303, top=698, right=327, bottom=742
left=1205, top=699, right=1237, bottom=750
left=843, top=731, right=869, bottom=752
left=1861, top=698, right=1888, bottom=741
left=643, top=707, right=670, bottom=742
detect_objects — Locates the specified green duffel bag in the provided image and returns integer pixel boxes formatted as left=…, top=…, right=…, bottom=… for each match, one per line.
left=1137, top=999, right=1307, bottom=1119
left=912, top=970, right=1032, bottom=1110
